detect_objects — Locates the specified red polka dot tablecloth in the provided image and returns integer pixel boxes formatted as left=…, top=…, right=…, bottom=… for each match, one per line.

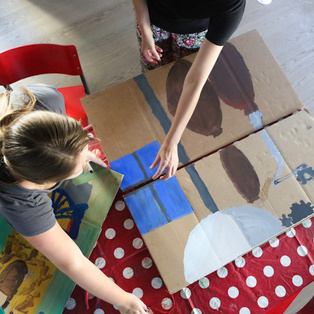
left=63, top=126, right=314, bottom=314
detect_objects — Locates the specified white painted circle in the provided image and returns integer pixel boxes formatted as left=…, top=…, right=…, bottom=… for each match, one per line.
left=151, top=277, right=163, bottom=289
left=65, top=298, right=76, bottom=310
left=95, top=257, right=106, bottom=269
left=257, top=0, right=272, bottom=5
left=257, top=296, right=269, bottom=308
left=88, top=293, right=95, bottom=300
left=228, top=286, right=239, bottom=299
left=309, top=265, right=314, bottom=276
left=269, top=237, right=279, bottom=247
left=252, top=247, right=263, bottom=258
left=132, top=238, right=143, bottom=249
left=235, top=256, right=246, bottom=268
left=263, top=266, right=274, bottom=277
left=109, top=277, right=115, bottom=282
left=161, top=298, right=173, bottom=310
left=115, top=200, right=125, bottom=211
left=180, top=288, right=191, bottom=299
left=292, top=275, right=303, bottom=287
left=93, top=310, right=104, bottom=314
left=142, top=257, right=153, bottom=269
left=209, top=297, right=221, bottom=310
left=302, top=219, right=312, bottom=228
left=275, top=285, right=286, bottom=297
left=191, top=309, right=202, bottom=314
left=246, top=276, right=257, bottom=288
left=199, top=277, right=210, bottom=289
left=132, top=287, right=144, bottom=298
left=124, top=219, right=134, bottom=230
left=114, top=247, right=125, bottom=259
left=105, top=228, right=116, bottom=239
left=217, top=267, right=228, bottom=278
left=280, top=255, right=291, bottom=267
left=123, top=267, right=134, bottom=279
left=297, top=245, right=308, bottom=257
left=239, top=308, right=251, bottom=314
left=286, top=228, right=296, bottom=237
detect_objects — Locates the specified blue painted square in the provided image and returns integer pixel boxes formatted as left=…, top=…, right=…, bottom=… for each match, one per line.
left=125, top=176, right=193, bottom=234
left=110, top=141, right=160, bottom=191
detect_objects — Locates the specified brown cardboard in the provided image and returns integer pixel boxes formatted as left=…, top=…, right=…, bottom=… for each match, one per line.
left=125, top=111, right=314, bottom=293
left=82, top=30, right=303, bottom=175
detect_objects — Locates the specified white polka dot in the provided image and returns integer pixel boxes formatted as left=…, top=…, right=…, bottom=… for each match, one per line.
left=246, top=276, right=257, bottom=288
left=302, top=219, right=312, bottom=228
left=257, top=296, right=269, bottom=308
left=297, top=245, right=308, bottom=257
left=132, top=287, right=143, bottom=298
left=191, top=309, right=202, bottom=314
left=309, top=265, right=314, bottom=275
left=286, top=228, right=296, bottom=237
left=180, top=288, right=191, bottom=299
left=263, top=266, right=274, bottom=277
left=65, top=298, right=76, bottom=310
left=161, top=298, right=173, bottom=310
left=199, top=277, right=210, bottom=289
left=123, top=267, right=134, bottom=279
left=109, top=277, right=115, bottom=282
left=115, top=200, right=125, bottom=211
left=95, top=257, right=106, bottom=269
left=132, top=238, right=143, bottom=249
left=142, top=257, right=153, bottom=269
left=105, top=228, right=116, bottom=239
left=88, top=293, right=95, bottom=300
left=252, top=247, right=263, bottom=258
left=113, top=305, right=119, bottom=310
left=235, top=256, right=246, bottom=268
left=217, top=267, right=228, bottom=278
left=292, top=275, right=303, bottom=287
left=275, top=285, right=286, bottom=297
left=209, top=297, right=221, bottom=310
left=269, top=237, right=279, bottom=247
left=280, top=255, right=291, bottom=267
left=239, top=308, right=251, bottom=314
left=124, top=219, right=134, bottom=230
left=151, top=277, right=163, bottom=289
left=228, top=286, right=239, bottom=299
left=93, top=310, right=104, bottom=314
left=114, top=247, right=125, bottom=259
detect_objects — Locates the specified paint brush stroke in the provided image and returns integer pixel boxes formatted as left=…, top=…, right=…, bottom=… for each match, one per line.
left=167, top=59, right=222, bottom=137
left=209, top=42, right=259, bottom=116
left=220, top=145, right=260, bottom=203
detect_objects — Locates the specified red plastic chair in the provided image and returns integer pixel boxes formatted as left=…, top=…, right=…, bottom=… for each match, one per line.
left=0, top=44, right=89, bottom=127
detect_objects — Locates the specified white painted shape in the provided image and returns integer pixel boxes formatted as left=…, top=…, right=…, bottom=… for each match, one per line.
left=248, top=110, right=263, bottom=130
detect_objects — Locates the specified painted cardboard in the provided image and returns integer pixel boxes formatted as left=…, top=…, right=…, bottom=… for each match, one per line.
left=125, top=110, right=314, bottom=293
left=0, top=166, right=122, bottom=313
left=82, top=30, right=303, bottom=191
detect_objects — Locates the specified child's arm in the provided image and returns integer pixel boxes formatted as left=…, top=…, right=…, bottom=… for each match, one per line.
left=24, top=222, right=148, bottom=314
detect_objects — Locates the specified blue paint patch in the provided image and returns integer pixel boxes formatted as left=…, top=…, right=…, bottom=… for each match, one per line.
left=125, top=176, right=193, bottom=234
left=110, top=141, right=160, bottom=191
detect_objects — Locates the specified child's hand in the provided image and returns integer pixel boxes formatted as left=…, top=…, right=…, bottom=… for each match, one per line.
left=118, top=292, right=149, bottom=314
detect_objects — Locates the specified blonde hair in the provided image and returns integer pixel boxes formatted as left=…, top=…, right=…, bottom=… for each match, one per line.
left=0, top=88, right=93, bottom=184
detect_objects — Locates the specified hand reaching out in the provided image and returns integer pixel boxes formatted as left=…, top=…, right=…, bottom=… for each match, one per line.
left=150, top=142, right=179, bottom=180
left=118, top=293, right=149, bottom=314
left=141, top=33, right=163, bottom=65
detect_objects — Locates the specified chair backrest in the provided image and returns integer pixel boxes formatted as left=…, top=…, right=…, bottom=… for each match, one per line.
left=0, top=44, right=89, bottom=94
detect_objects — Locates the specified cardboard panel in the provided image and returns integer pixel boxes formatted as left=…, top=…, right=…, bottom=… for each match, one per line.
left=125, top=112, right=314, bottom=293
left=82, top=30, right=303, bottom=191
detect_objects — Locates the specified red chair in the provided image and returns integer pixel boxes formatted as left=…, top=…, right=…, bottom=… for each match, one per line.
left=0, top=44, right=89, bottom=127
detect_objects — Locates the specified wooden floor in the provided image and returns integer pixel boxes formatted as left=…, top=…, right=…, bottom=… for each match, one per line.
left=1, top=0, right=313, bottom=114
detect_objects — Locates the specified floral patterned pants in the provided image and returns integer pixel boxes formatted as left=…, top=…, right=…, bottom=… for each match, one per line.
left=136, top=24, right=207, bottom=72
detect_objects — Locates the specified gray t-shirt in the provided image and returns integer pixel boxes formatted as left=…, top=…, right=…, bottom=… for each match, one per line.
left=0, top=85, right=65, bottom=236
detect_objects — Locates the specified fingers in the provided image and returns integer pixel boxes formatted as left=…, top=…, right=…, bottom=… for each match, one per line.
left=86, top=151, right=108, bottom=169
left=152, top=161, right=168, bottom=180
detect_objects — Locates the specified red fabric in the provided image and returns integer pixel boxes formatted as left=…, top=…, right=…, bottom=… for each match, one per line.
left=266, top=291, right=301, bottom=314
left=58, top=85, right=88, bottom=127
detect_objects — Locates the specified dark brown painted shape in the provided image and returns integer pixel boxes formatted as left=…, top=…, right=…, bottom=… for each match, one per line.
left=210, top=42, right=258, bottom=115
left=220, top=145, right=260, bottom=203
left=167, top=58, right=223, bottom=137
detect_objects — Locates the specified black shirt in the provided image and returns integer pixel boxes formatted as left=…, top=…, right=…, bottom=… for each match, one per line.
left=147, top=0, right=246, bottom=45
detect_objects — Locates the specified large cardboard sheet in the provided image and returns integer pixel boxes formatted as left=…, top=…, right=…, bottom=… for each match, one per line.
left=125, top=111, right=314, bottom=293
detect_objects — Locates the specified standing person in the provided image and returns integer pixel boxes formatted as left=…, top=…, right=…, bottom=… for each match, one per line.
left=0, top=86, right=148, bottom=314
left=132, top=0, right=246, bottom=180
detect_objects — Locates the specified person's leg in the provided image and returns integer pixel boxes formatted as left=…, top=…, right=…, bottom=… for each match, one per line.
left=136, top=24, right=172, bottom=72
left=171, top=30, right=207, bottom=61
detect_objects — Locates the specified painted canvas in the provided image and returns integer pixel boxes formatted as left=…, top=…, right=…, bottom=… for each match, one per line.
left=124, top=111, right=314, bottom=293
left=0, top=166, right=122, bottom=313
